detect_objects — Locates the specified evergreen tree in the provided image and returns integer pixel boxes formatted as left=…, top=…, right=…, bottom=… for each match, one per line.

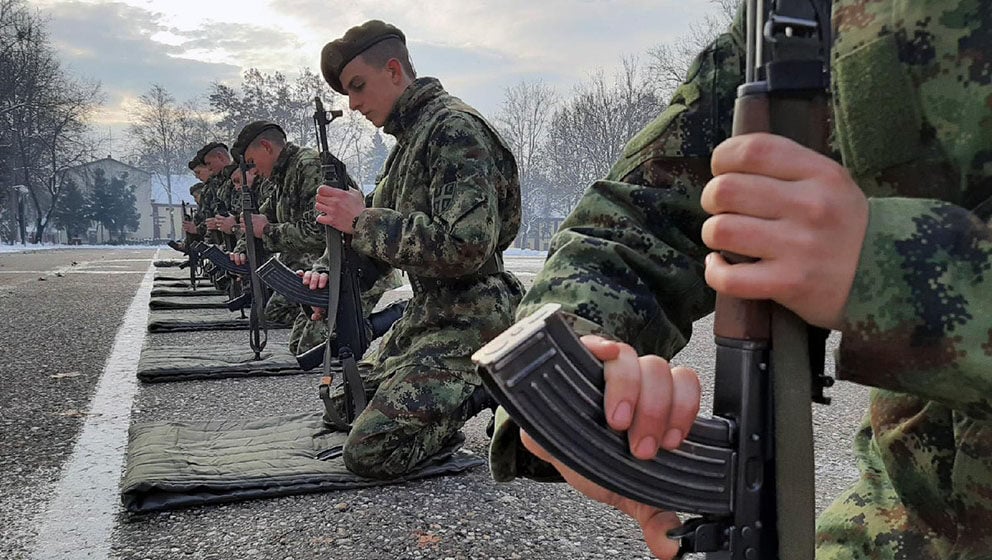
left=85, top=168, right=140, bottom=243
left=367, top=131, right=389, bottom=190
left=52, top=179, right=90, bottom=240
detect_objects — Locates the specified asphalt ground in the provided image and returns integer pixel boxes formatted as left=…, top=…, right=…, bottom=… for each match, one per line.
left=0, top=248, right=870, bottom=560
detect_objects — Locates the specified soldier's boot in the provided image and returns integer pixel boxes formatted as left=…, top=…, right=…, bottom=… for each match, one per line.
left=458, top=384, right=498, bottom=437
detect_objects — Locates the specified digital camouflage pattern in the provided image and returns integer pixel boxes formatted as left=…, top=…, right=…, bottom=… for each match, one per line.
left=234, top=142, right=327, bottom=343
left=491, top=2, right=992, bottom=558
left=330, top=77, right=524, bottom=479
left=257, top=142, right=326, bottom=268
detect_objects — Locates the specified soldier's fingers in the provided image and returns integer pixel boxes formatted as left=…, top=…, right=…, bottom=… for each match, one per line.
left=627, top=355, right=674, bottom=460
left=701, top=173, right=794, bottom=219
left=316, top=185, right=339, bottom=197
left=318, top=273, right=329, bottom=289
left=661, top=366, right=701, bottom=450
left=704, top=252, right=779, bottom=301
left=296, top=269, right=307, bottom=279
left=712, top=133, right=831, bottom=181
left=601, top=341, right=643, bottom=433
left=519, top=429, right=553, bottom=464
left=701, top=213, right=781, bottom=259
left=634, top=507, right=684, bottom=560
left=580, top=335, right=622, bottom=362
left=308, top=273, right=322, bottom=290
left=316, top=214, right=333, bottom=227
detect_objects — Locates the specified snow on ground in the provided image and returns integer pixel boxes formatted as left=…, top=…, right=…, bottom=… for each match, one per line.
left=0, top=243, right=163, bottom=254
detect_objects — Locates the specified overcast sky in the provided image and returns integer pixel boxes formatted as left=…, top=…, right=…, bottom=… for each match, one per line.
left=35, top=0, right=728, bottom=150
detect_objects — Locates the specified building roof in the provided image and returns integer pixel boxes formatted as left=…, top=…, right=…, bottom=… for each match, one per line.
left=69, top=156, right=152, bottom=178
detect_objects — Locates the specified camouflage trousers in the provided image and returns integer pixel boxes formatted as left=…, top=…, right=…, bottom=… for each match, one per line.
left=326, top=363, right=477, bottom=480
left=288, top=311, right=328, bottom=356
left=263, top=292, right=297, bottom=329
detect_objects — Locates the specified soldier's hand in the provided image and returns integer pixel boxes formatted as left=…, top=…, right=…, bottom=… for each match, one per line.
left=583, top=335, right=700, bottom=459
left=314, top=185, right=365, bottom=233
left=182, top=220, right=197, bottom=234
left=205, top=217, right=219, bottom=231
left=297, top=270, right=330, bottom=321
left=230, top=252, right=247, bottom=266
left=249, top=213, right=269, bottom=239
left=216, top=215, right=237, bottom=234
left=297, top=270, right=330, bottom=291
left=518, top=335, right=699, bottom=560
left=520, top=433, right=684, bottom=560
left=703, top=133, right=869, bottom=330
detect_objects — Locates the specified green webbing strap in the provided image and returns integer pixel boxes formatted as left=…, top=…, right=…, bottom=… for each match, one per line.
left=771, top=305, right=816, bottom=560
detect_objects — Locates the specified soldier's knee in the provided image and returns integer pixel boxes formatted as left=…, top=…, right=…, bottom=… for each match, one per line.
left=342, top=431, right=409, bottom=479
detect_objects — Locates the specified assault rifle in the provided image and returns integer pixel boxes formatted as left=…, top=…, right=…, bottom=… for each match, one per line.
left=472, top=1, right=833, bottom=558
left=257, top=256, right=408, bottom=370
left=311, top=96, right=370, bottom=430
left=180, top=201, right=200, bottom=290
left=238, top=157, right=268, bottom=360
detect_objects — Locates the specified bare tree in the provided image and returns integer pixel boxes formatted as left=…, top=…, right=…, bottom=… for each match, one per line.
left=495, top=80, right=559, bottom=245
left=207, top=67, right=376, bottom=182
left=1, top=0, right=102, bottom=243
left=126, top=84, right=207, bottom=238
left=647, top=0, right=738, bottom=100
left=545, top=57, right=664, bottom=212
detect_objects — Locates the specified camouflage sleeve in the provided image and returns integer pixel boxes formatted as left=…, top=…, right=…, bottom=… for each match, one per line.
left=515, top=21, right=745, bottom=359
left=350, top=114, right=503, bottom=278
left=263, top=157, right=324, bottom=255
left=489, top=13, right=746, bottom=483
left=194, top=186, right=213, bottom=238
left=838, top=198, right=992, bottom=420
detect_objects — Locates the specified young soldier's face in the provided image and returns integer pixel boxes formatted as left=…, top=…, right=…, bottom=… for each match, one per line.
left=340, top=56, right=404, bottom=128
left=243, top=141, right=278, bottom=178
left=194, top=165, right=211, bottom=182
left=205, top=150, right=230, bottom=174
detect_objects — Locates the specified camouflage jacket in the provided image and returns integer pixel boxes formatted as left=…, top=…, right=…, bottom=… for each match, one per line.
left=257, top=142, right=325, bottom=270
left=354, top=77, right=524, bottom=376
left=193, top=177, right=217, bottom=239
left=491, top=2, right=992, bottom=557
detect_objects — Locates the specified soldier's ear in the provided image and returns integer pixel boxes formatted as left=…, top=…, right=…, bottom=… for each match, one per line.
left=386, top=58, right=403, bottom=84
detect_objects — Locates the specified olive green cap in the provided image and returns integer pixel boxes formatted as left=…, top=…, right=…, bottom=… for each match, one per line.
left=189, top=182, right=204, bottom=195
left=232, top=120, right=285, bottom=160
left=320, top=20, right=405, bottom=94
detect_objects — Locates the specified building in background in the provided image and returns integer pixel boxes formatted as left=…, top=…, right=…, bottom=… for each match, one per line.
left=61, top=157, right=151, bottom=243
left=58, top=158, right=198, bottom=244
left=151, top=174, right=197, bottom=242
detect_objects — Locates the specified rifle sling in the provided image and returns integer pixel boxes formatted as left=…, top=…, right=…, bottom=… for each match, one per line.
left=771, top=305, right=816, bottom=560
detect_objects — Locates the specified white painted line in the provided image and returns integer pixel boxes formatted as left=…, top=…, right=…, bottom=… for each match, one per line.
left=29, top=255, right=156, bottom=560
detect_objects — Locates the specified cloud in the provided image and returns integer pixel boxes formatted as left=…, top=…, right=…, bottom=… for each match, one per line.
left=36, top=0, right=730, bottom=133
left=46, top=2, right=241, bottom=103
